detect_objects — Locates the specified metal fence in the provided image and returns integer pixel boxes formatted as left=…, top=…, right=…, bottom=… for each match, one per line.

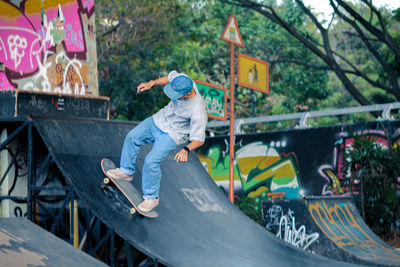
left=206, top=102, right=400, bottom=134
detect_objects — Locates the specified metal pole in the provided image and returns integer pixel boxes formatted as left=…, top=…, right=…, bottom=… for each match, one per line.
left=27, top=122, right=33, bottom=221
left=110, top=229, right=115, bottom=267
left=74, top=199, right=79, bottom=248
left=229, top=42, right=235, bottom=203
left=70, top=192, right=74, bottom=246
left=252, top=92, right=256, bottom=132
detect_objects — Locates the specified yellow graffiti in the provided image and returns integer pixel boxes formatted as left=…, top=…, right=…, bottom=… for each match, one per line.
left=251, top=159, right=297, bottom=182
left=324, top=169, right=344, bottom=195
left=308, top=201, right=400, bottom=261
left=199, top=142, right=300, bottom=200
left=0, top=2, right=21, bottom=18
left=394, top=139, right=399, bottom=149
left=248, top=186, right=268, bottom=198
left=25, top=0, right=75, bottom=15
left=198, top=155, right=213, bottom=176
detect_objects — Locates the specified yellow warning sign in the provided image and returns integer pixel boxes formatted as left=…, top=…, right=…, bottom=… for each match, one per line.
left=220, top=14, right=244, bottom=47
left=237, top=53, right=269, bottom=94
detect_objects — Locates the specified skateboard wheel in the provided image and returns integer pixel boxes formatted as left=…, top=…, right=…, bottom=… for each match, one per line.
left=103, top=177, right=110, bottom=184
left=130, top=208, right=136, bottom=214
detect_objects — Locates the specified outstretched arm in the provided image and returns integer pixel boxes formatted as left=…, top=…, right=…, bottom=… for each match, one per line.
left=137, top=76, right=169, bottom=94
left=174, top=140, right=204, bottom=163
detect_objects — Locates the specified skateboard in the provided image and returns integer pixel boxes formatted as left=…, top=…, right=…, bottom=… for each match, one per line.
left=101, top=158, right=158, bottom=218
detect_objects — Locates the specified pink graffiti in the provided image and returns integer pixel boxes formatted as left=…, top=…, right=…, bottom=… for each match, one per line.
left=0, top=0, right=92, bottom=89
left=24, top=1, right=86, bottom=53
left=320, top=130, right=396, bottom=196
left=337, top=134, right=388, bottom=180
left=0, top=3, right=41, bottom=74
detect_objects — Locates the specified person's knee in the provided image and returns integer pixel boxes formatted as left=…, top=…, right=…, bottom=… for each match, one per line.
left=144, top=154, right=161, bottom=169
left=126, top=129, right=140, bottom=145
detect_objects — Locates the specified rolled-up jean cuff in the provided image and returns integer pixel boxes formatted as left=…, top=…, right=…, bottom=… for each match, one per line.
left=144, top=195, right=159, bottom=199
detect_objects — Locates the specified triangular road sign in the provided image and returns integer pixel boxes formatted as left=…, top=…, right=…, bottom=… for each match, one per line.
left=221, top=14, right=244, bottom=47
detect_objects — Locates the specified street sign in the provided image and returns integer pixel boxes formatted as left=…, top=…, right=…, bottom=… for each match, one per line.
left=195, top=80, right=227, bottom=121
left=220, top=14, right=244, bottom=48
left=237, top=53, right=269, bottom=94
left=220, top=13, right=245, bottom=203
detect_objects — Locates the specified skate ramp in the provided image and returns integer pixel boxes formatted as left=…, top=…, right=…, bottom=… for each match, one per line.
left=0, top=218, right=107, bottom=267
left=33, top=116, right=359, bottom=267
left=264, top=197, right=400, bottom=266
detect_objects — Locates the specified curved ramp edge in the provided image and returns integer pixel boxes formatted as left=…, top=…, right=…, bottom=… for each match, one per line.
left=263, top=197, right=400, bottom=266
left=306, top=197, right=400, bottom=266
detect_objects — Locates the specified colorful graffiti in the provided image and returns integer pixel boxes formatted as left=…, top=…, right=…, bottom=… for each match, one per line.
left=201, top=121, right=400, bottom=200
left=0, top=0, right=98, bottom=95
left=308, top=200, right=400, bottom=262
left=198, top=140, right=301, bottom=205
left=319, top=129, right=400, bottom=196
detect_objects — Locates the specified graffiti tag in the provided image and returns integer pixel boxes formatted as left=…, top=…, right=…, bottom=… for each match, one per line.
left=265, top=204, right=319, bottom=251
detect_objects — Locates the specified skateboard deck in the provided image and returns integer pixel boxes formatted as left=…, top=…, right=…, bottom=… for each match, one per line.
left=101, top=158, right=158, bottom=218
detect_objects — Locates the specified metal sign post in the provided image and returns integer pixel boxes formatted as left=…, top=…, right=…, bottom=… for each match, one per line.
left=221, top=14, right=244, bottom=203
left=228, top=42, right=236, bottom=203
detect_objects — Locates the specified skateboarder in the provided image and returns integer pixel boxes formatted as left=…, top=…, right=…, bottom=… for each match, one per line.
left=107, top=70, right=207, bottom=213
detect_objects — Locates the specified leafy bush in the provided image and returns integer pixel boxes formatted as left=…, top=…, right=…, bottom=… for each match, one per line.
left=235, top=196, right=263, bottom=225
left=343, top=133, right=400, bottom=242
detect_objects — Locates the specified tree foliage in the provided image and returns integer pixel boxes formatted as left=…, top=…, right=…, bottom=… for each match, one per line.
left=220, top=0, right=400, bottom=110
left=96, top=0, right=184, bottom=120
left=343, top=133, right=400, bottom=241
left=96, top=0, right=330, bottom=123
left=95, top=0, right=399, bottom=127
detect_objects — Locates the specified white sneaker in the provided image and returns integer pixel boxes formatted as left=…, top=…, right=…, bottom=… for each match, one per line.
left=107, top=168, right=133, bottom=181
left=138, top=197, right=159, bottom=212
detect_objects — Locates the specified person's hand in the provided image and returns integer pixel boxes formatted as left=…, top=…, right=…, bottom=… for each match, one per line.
left=137, top=80, right=155, bottom=94
left=174, top=149, right=188, bottom=163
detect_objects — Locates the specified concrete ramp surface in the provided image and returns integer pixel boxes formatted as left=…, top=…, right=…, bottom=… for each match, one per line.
left=32, top=116, right=358, bottom=267
left=0, top=218, right=107, bottom=267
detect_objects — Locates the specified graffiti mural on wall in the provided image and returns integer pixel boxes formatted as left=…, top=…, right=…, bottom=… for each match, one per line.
left=198, top=139, right=301, bottom=204
left=319, top=129, right=400, bottom=196
left=308, top=199, right=400, bottom=262
left=264, top=204, right=319, bottom=250
left=201, top=120, right=400, bottom=199
left=0, top=0, right=98, bottom=95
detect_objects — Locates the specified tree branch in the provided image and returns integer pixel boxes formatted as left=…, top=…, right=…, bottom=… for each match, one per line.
left=221, top=0, right=374, bottom=108
left=96, top=21, right=123, bottom=42
left=270, top=59, right=331, bottom=71
left=336, top=0, right=400, bottom=58
left=331, top=0, right=400, bottom=98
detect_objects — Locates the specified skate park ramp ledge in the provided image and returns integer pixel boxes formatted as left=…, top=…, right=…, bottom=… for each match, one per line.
left=32, top=115, right=362, bottom=267
left=263, top=197, right=400, bottom=266
left=0, top=217, right=107, bottom=267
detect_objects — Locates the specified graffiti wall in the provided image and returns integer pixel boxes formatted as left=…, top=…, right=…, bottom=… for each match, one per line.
left=262, top=198, right=400, bottom=265
left=307, top=198, right=400, bottom=264
left=264, top=201, right=320, bottom=252
left=198, top=120, right=400, bottom=204
left=0, top=0, right=98, bottom=95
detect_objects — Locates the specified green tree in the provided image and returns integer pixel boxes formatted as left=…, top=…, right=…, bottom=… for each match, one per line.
left=343, top=133, right=400, bottom=242
left=96, top=0, right=184, bottom=120
left=173, top=1, right=329, bottom=131
left=96, top=0, right=330, bottom=125
left=220, top=0, right=400, bottom=110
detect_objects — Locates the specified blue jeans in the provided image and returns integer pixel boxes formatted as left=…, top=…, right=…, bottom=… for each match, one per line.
left=120, top=117, right=177, bottom=199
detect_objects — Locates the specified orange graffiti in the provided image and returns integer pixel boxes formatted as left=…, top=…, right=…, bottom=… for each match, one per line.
left=308, top=200, right=400, bottom=262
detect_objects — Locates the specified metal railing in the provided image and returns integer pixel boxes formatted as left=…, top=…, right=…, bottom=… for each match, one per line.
left=206, top=102, right=400, bottom=133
